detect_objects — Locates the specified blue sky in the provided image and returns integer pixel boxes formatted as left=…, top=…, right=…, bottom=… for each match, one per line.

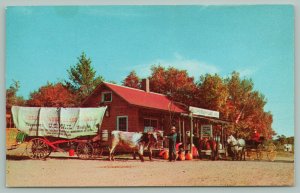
left=6, top=5, right=294, bottom=137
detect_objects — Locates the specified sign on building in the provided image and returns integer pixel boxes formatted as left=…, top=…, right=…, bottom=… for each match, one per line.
left=189, top=106, right=219, bottom=118
left=201, top=125, right=213, bottom=139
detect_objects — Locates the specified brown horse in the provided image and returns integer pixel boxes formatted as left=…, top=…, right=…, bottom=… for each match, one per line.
left=198, top=138, right=219, bottom=160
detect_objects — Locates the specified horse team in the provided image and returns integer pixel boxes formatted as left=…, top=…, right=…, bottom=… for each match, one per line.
left=106, top=130, right=251, bottom=162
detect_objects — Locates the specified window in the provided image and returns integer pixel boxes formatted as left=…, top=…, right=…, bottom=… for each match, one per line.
left=101, top=92, right=112, bottom=102
left=117, top=116, right=128, bottom=131
left=144, top=118, right=158, bottom=132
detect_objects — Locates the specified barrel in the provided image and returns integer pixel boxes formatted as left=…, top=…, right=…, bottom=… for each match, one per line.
left=163, top=151, right=169, bottom=160
left=185, top=152, right=193, bottom=160
left=101, top=130, right=109, bottom=141
left=69, top=149, right=75, bottom=156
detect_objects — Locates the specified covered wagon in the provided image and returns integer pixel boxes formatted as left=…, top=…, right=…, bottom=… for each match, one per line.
left=11, top=106, right=107, bottom=160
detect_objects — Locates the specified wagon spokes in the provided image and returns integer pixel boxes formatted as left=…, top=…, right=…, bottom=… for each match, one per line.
left=26, top=138, right=52, bottom=160
left=76, top=142, right=93, bottom=160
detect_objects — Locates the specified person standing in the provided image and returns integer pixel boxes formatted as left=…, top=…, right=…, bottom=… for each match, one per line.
left=251, top=129, right=260, bottom=142
left=251, top=129, right=261, bottom=147
left=193, top=132, right=200, bottom=158
left=164, top=126, right=177, bottom=162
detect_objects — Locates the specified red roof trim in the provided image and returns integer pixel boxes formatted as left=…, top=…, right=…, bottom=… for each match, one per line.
left=103, top=82, right=186, bottom=113
left=104, top=82, right=166, bottom=96
left=82, top=82, right=187, bottom=113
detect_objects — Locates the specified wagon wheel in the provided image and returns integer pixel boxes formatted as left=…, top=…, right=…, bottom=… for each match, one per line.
left=26, top=138, right=52, bottom=160
left=267, top=151, right=277, bottom=162
left=256, top=144, right=264, bottom=160
left=246, top=149, right=255, bottom=160
left=266, top=143, right=276, bottom=152
left=76, top=142, right=93, bottom=159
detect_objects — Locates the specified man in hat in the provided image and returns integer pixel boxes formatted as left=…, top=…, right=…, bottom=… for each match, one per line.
left=251, top=129, right=260, bottom=142
left=164, top=126, right=177, bottom=162
left=250, top=129, right=261, bottom=147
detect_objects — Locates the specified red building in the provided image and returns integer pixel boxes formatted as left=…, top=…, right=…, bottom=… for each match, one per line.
left=81, top=80, right=186, bottom=133
left=82, top=80, right=228, bottom=152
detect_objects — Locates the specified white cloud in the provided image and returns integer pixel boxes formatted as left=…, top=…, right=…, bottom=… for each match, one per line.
left=237, top=68, right=257, bottom=78
left=132, top=53, right=220, bottom=80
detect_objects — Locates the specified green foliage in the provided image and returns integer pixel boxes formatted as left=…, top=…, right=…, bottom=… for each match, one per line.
left=108, top=80, right=117, bottom=84
left=65, top=52, right=104, bottom=105
left=6, top=80, right=26, bottom=113
left=286, top=136, right=294, bottom=145
left=273, top=135, right=294, bottom=151
left=196, top=73, right=229, bottom=112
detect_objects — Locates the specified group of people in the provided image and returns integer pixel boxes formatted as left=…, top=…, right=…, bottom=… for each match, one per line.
left=164, top=126, right=263, bottom=162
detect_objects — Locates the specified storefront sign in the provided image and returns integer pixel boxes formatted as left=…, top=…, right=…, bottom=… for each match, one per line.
left=189, top=106, right=219, bottom=118
left=201, top=125, right=213, bottom=139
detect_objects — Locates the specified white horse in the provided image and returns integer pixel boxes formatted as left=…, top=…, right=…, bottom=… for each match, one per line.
left=227, top=135, right=246, bottom=161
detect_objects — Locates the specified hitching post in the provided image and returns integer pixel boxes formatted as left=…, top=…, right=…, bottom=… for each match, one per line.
left=190, top=112, right=193, bottom=153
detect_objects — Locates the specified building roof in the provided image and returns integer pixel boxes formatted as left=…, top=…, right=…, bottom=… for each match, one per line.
left=102, top=82, right=186, bottom=113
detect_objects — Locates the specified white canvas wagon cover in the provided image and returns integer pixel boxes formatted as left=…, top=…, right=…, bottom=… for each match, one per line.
left=11, top=106, right=107, bottom=139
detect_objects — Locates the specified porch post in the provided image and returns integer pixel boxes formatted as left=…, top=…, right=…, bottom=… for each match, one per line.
left=190, top=112, right=193, bottom=152
left=196, top=120, right=199, bottom=137
left=183, top=119, right=185, bottom=149
left=221, top=125, right=224, bottom=148
left=178, top=117, right=182, bottom=142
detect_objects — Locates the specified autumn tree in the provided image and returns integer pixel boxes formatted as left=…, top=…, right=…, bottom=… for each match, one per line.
left=224, top=72, right=273, bottom=138
left=149, top=65, right=197, bottom=106
left=6, top=80, right=26, bottom=113
left=65, top=52, right=104, bottom=104
left=127, top=66, right=274, bottom=139
left=122, top=70, right=141, bottom=89
left=196, top=74, right=229, bottom=114
left=27, top=82, right=76, bottom=107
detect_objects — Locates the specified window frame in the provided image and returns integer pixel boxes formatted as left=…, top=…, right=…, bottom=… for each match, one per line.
left=101, top=91, right=112, bottom=102
left=143, top=118, right=159, bottom=128
left=117, top=116, right=128, bottom=131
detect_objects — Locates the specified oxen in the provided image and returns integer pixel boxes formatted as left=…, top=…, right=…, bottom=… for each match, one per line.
left=108, top=131, right=163, bottom=162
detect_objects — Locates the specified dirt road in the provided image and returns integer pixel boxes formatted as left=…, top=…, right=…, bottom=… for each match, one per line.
left=6, top=152, right=294, bottom=187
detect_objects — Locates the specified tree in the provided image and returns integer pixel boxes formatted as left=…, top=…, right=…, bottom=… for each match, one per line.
left=127, top=66, right=274, bottom=139
left=224, top=72, right=274, bottom=138
left=65, top=52, right=104, bottom=104
left=196, top=74, right=229, bottom=113
left=149, top=65, right=197, bottom=106
left=27, top=82, right=76, bottom=107
left=6, top=80, right=26, bottom=113
left=276, top=135, right=287, bottom=145
left=286, top=136, right=294, bottom=145
left=122, top=70, right=141, bottom=89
